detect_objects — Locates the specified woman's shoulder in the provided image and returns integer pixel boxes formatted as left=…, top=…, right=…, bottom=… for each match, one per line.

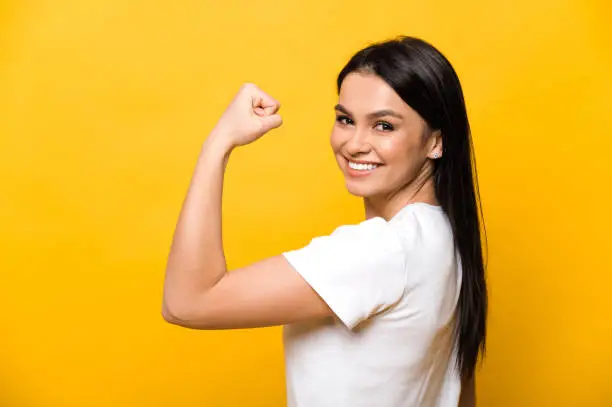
left=388, top=202, right=455, bottom=260
left=325, top=203, right=452, bottom=254
left=390, top=202, right=446, bottom=223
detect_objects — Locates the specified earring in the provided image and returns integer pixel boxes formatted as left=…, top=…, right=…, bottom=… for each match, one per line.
left=433, top=152, right=440, bottom=159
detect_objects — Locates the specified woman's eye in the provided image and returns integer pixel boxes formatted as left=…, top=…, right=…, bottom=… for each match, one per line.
left=336, top=115, right=354, bottom=125
left=375, top=121, right=394, bottom=132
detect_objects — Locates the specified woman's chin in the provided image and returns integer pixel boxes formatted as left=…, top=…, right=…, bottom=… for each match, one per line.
left=345, top=182, right=376, bottom=198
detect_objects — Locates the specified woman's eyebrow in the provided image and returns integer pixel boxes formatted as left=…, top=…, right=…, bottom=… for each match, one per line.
left=334, top=104, right=351, bottom=115
left=334, top=104, right=403, bottom=119
left=367, top=109, right=403, bottom=119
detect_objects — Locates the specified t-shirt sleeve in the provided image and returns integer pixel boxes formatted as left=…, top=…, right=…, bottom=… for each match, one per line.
left=282, top=217, right=407, bottom=330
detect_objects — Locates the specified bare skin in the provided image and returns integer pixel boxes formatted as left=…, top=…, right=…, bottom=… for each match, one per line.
left=162, top=75, right=442, bottom=329
left=161, top=77, right=474, bottom=404
left=162, top=83, right=333, bottom=329
left=330, top=73, right=442, bottom=220
left=162, top=77, right=475, bottom=407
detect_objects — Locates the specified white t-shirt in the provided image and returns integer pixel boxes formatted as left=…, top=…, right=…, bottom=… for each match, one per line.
left=282, top=203, right=462, bottom=407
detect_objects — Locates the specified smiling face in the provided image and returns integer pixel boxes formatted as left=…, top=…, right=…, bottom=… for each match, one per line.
left=330, top=72, right=443, bottom=199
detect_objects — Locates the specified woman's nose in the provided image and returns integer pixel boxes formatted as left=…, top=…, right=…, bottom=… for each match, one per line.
left=345, top=129, right=371, bottom=155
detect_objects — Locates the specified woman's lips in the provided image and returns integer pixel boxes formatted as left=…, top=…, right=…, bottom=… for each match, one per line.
left=345, top=158, right=382, bottom=178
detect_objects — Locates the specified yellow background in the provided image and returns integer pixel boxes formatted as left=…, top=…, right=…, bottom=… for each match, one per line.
left=1, top=0, right=611, bottom=406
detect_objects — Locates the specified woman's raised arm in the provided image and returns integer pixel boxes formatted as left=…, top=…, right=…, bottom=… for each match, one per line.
left=161, top=84, right=332, bottom=329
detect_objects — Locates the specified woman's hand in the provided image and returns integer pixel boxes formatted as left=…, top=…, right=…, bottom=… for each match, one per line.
left=208, top=83, right=283, bottom=150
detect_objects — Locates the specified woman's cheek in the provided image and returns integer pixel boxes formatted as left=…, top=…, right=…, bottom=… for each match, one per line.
left=376, top=138, right=402, bottom=163
left=329, top=129, right=345, bottom=152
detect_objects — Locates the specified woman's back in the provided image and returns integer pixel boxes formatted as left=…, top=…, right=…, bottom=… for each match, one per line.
left=283, top=203, right=462, bottom=407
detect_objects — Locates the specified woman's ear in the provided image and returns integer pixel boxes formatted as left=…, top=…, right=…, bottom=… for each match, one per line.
left=428, top=129, right=443, bottom=159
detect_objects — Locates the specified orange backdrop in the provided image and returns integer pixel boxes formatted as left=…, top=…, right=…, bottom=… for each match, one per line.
left=1, top=1, right=611, bottom=406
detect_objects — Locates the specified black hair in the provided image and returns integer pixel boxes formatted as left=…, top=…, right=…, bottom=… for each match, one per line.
left=337, top=36, right=487, bottom=378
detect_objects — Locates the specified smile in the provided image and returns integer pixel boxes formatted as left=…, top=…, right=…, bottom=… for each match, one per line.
left=345, top=159, right=382, bottom=178
left=348, top=161, right=378, bottom=171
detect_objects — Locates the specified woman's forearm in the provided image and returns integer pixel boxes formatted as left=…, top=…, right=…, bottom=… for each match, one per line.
left=162, top=134, right=233, bottom=317
left=161, top=83, right=282, bottom=323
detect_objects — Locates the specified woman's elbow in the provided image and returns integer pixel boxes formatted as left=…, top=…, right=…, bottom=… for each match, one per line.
left=161, top=301, right=178, bottom=324
left=161, top=296, right=212, bottom=329
left=161, top=298, right=194, bottom=327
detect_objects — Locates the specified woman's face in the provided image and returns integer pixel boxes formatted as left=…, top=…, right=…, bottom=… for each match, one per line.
left=330, top=72, right=440, bottom=198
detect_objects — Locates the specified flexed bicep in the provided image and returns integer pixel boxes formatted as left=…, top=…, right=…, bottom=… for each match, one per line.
left=162, top=255, right=333, bottom=330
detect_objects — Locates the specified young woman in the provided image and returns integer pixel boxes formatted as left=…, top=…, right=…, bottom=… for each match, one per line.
left=162, top=36, right=487, bottom=407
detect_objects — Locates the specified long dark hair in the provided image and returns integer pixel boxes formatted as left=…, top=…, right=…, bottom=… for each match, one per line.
left=337, top=36, right=487, bottom=378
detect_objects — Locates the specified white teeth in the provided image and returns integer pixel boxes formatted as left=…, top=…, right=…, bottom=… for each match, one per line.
left=349, top=161, right=378, bottom=171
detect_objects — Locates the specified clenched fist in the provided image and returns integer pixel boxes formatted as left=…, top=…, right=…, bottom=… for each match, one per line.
left=209, top=83, right=282, bottom=149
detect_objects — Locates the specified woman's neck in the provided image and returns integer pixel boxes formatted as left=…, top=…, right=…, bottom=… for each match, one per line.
left=364, top=168, right=438, bottom=221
